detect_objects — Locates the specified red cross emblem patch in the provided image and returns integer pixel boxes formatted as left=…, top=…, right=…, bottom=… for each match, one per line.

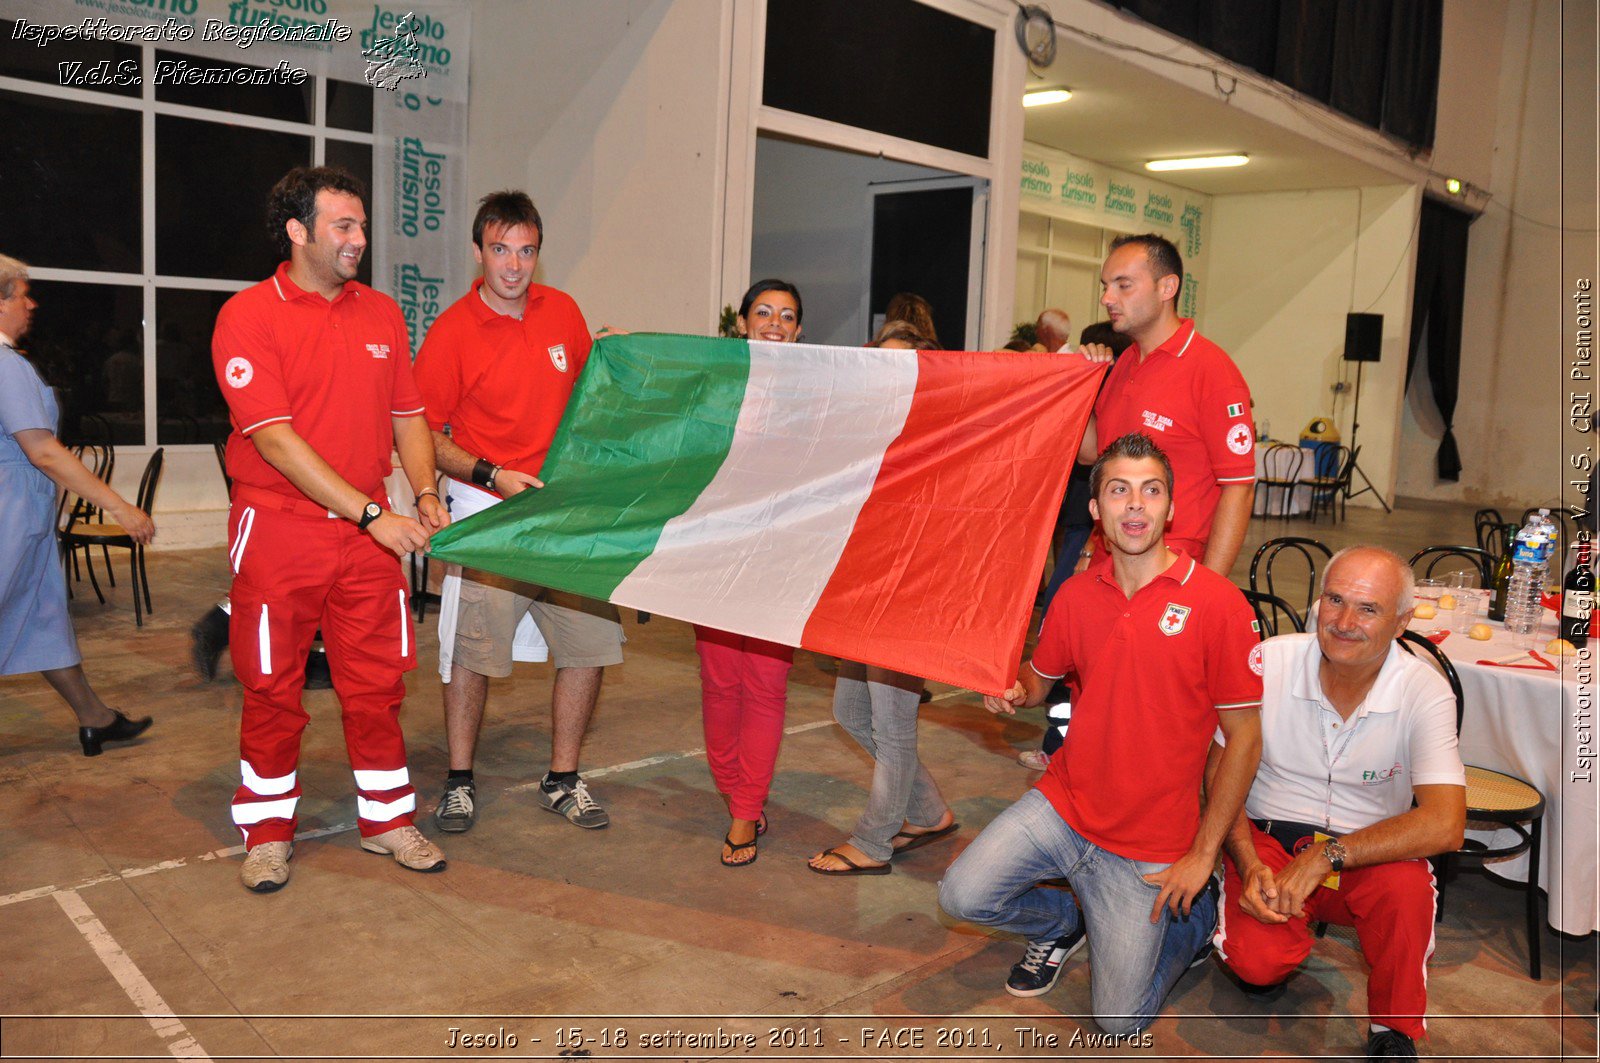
left=224, top=356, right=253, bottom=389
left=1159, top=603, right=1191, bottom=636
left=1227, top=421, right=1254, bottom=455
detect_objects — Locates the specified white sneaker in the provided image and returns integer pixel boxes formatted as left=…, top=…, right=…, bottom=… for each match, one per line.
left=1018, top=749, right=1051, bottom=771
left=360, top=825, right=446, bottom=872
left=240, top=841, right=292, bottom=893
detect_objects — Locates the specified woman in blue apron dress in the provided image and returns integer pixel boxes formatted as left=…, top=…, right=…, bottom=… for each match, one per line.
left=0, top=259, right=155, bottom=755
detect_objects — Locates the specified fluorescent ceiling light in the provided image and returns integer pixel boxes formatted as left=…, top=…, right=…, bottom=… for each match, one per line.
left=1023, top=88, right=1072, bottom=107
left=1145, top=154, right=1250, bottom=172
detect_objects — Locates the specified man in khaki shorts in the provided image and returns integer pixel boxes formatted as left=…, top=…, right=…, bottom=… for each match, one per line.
left=413, top=190, right=623, bottom=832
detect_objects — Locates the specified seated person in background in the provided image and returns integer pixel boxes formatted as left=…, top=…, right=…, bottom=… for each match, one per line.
left=940, top=432, right=1262, bottom=1034
left=1033, top=307, right=1072, bottom=352
left=1213, top=546, right=1465, bottom=1062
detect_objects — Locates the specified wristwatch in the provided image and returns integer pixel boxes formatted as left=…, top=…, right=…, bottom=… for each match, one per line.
left=1321, top=838, right=1348, bottom=872
left=357, top=501, right=383, bottom=529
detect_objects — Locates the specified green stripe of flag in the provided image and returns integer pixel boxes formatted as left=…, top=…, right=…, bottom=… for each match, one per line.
left=426, top=333, right=751, bottom=597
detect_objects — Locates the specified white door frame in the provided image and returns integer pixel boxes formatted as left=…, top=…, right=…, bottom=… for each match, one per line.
left=863, top=176, right=990, bottom=350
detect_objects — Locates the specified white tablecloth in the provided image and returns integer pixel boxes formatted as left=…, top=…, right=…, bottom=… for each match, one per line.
left=1410, top=607, right=1598, bottom=936
left=1252, top=443, right=1312, bottom=517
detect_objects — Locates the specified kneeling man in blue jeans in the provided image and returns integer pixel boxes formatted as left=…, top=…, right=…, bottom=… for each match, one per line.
left=940, top=432, right=1263, bottom=1033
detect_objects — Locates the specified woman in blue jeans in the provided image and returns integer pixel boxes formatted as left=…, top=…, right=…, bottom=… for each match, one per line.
left=806, top=322, right=958, bottom=875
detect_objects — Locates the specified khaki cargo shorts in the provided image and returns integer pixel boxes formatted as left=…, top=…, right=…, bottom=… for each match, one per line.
left=454, top=568, right=624, bottom=675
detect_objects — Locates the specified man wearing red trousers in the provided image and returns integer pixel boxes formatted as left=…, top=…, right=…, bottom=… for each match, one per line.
left=1211, top=546, right=1465, bottom=1060
left=213, top=166, right=451, bottom=892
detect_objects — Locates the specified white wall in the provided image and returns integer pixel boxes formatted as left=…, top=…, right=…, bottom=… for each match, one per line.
left=748, top=137, right=949, bottom=347
left=1395, top=0, right=1586, bottom=509
left=1206, top=185, right=1420, bottom=508
left=466, top=0, right=730, bottom=335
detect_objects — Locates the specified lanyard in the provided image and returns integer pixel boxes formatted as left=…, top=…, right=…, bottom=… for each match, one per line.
left=1316, top=704, right=1362, bottom=829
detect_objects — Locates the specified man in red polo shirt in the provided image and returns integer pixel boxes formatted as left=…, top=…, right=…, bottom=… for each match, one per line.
left=1076, top=233, right=1255, bottom=576
left=413, top=191, right=624, bottom=834
left=213, top=166, right=451, bottom=893
left=940, top=432, right=1262, bottom=1034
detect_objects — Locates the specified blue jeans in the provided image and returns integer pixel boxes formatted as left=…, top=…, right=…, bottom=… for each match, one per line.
left=939, top=789, right=1216, bottom=1034
left=1040, top=524, right=1093, bottom=616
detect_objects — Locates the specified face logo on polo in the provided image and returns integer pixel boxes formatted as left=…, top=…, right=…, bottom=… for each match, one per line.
left=1159, top=603, right=1191, bottom=636
left=224, top=356, right=253, bottom=389
left=549, top=344, right=568, bottom=372
left=366, top=344, right=390, bottom=359
left=1248, top=642, right=1265, bottom=676
left=1141, top=409, right=1173, bottom=433
left=1227, top=422, right=1254, bottom=454
left=1361, top=762, right=1404, bottom=785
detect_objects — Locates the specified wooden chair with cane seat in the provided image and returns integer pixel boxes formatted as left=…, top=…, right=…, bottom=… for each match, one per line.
left=1474, top=508, right=1506, bottom=558
left=59, top=448, right=164, bottom=627
left=1397, top=630, right=1546, bottom=980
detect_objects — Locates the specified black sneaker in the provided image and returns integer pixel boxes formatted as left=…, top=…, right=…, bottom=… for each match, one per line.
left=434, top=778, right=477, bottom=833
left=1004, top=925, right=1086, bottom=997
left=190, top=606, right=229, bottom=681
left=1238, top=978, right=1288, bottom=1002
left=302, top=650, right=333, bottom=690
left=1366, top=1029, right=1418, bottom=1059
left=537, top=775, right=609, bottom=829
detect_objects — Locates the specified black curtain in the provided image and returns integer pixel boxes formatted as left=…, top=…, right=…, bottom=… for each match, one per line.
left=1406, top=198, right=1473, bottom=481
left=1199, top=0, right=1280, bottom=75
left=1114, top=0, right=1439, bottom=149
left=1329, top=0, right=1390, bottom=127
left=1383, top=0, right=1442, bottom=148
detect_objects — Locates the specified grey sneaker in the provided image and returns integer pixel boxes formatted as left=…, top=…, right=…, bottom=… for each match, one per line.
left=240, top=841, right=292, bottom=893
left=360, top=825, right=447, bottom=872
left=537, top=775, right=609, bottom=829
left=433, top=778, right=477, bottom=833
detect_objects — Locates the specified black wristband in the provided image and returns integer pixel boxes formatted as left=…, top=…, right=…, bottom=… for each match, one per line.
left=471, top=458, right=497, bottom=489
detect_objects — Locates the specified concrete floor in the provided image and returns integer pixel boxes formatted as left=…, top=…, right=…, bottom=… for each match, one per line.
left=1, top=498, right=1595, bottom=1061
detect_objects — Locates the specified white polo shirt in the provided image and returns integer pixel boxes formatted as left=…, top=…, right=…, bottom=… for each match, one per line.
left=1229, top=633, right=1465, bottom=834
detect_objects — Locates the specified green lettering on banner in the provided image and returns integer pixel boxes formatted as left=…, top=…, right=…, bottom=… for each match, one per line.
left=396, top=136, right=447, bottom=238
left=364, top=5, right=453, bottom=72
left=1142, top=190, right=1173, bottom=226
left=395, top=261, right=445, bottom=354
left=1180, top=203, right=1204, bottom=257
left=1104, top=179, right=1137, bottom=218
left=1181, top=272, right=1198, bottom=320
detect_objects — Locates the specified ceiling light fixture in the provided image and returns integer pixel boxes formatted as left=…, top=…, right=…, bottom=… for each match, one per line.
left=1145, top=154, right=1250, bottom=172
left=1023, top=88, right=1072, bottom=107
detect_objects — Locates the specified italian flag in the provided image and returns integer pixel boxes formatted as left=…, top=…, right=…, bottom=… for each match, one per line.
left=426, top=333, right=1104, bottom=694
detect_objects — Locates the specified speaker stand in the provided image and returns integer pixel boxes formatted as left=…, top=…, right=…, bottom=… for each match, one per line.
left=1344, top=362, right=1392, bottom=514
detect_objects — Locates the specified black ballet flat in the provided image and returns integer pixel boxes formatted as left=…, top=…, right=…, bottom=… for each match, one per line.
left=79, top=711, right=153, bottom=757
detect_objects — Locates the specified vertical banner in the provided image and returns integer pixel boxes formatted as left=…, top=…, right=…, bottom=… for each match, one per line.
left=4, top=0, right=471, bottom=356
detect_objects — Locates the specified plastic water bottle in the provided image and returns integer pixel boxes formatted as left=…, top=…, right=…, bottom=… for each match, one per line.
left=1504, top=509, right=1556, bottom=635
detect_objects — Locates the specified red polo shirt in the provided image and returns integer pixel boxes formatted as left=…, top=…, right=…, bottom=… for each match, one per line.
left=1094, top=319, right=1255, bottom=553
left=1032, top=552, right=1263, bottom=861
left=413, top=280, right=591, bottom=483
left=212, top=263, right=424, bottom=500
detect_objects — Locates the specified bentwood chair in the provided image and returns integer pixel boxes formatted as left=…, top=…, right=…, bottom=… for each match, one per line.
left=1250, top=536, right=1332, bottom=631
left=1306, top=444, right=1356, bottom=524
left=1241, top=589, right=1306, bottom=638
left=1253, top=443, right=1306, bottom=520
left=1474, top=508, right=1506, bottom=558
left=1409, top=545, right=1494, bottom=588
left=1398, top=630, right=1546, bottom=979
left=59, top=448, right=163, bottom=627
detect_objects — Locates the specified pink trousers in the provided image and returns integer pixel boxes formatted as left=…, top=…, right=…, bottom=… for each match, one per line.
left=694, top=626, right=792, bottom=820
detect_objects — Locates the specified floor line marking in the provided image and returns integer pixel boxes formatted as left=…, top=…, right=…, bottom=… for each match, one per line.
left=1, top=698, right=983, bottom=907
left=53, top=889, right=215, bottom=1060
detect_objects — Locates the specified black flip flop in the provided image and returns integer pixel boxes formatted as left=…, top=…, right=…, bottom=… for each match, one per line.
left=891, top=821, right=960, bottom=853
left=721, top=833, right=758, bottom=868
left=808, top=847, right=891, bottom=876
